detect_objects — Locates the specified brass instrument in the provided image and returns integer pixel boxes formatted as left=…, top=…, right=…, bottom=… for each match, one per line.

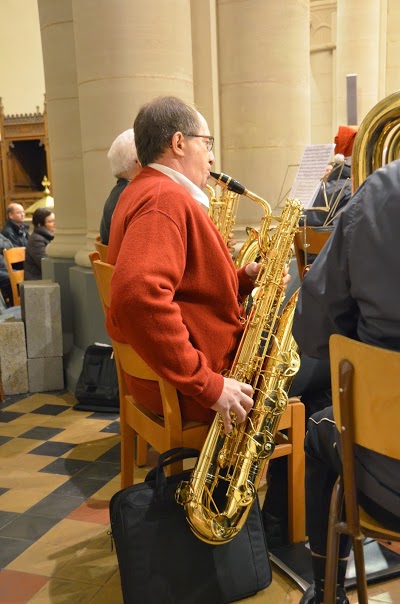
left=352, top=90, right=400, bottom=191
left=176, top=176, right=303, bottom=544
left=207, top=172, right=243, bottom=245
left=235, top=226, right=260, bottom=267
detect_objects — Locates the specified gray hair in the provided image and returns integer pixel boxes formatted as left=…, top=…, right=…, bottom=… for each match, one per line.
left=134, top=96, right=200, bottom=166
left=107, top=129, right=137, bottom=179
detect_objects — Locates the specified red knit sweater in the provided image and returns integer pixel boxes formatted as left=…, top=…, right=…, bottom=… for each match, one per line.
left=106, top=167, right=254, bottom=423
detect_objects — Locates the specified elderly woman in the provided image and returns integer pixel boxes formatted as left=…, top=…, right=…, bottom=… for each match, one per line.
left=24, top=208, right=55, bottom=280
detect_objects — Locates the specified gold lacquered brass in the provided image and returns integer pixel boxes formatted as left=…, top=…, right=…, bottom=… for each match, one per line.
left=352, top=90, right=400, bottom=191
left=177, top=174, right=302, bottom=544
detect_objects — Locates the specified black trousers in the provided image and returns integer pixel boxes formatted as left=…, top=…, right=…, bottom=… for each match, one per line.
left=305, top=406, right=400, bottom=558
left=0, top=269, right=12, bottom=306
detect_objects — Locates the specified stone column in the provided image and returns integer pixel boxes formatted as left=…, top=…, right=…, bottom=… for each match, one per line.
left=386, top=0, right=400, bottom=95
left=72, top=0, right=194, bottom=267
left=217, top=0, right=311, bottom=238
left=336, top=0, right=385, bottom=125
left=310, top=1, right=337, bottom=144
left=191, top=0, right=221, bottom=169
left=37, top=0, right=87, bottom=260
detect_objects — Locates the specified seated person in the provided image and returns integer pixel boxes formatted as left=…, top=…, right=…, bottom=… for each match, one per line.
left=304, top=125, right=358, bottom=230
left=1, top=203, right=29, bottom=249
left=100, top=129, right=141, bottom=245
left=106, top=96, right=262, bottom=433
left=305, top=156, right=352, bottom=228
left=0, top=233, right=13, bottom=305
left=24, top=208, right=55, bottom=280
left=293, top=159, right=400, bottom=604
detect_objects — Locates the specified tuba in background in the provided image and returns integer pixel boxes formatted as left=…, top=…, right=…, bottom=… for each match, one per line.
left=177, top=174, right=303, bottom=544
left=352, top=89, right=400, bottom=191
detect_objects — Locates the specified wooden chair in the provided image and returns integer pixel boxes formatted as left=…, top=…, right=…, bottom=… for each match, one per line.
left=3, top=247, right=25, bottom=306
left=269, top=397, right=306, bottom=543
left=90, top=252, right=306, bottom=538
left=89, top=250, right=149, bottom=470
left=90, top=252, right=209, bottom=487
left=324, top=334, right=400, bottom=604
left=293, top=226, right=332, bottom=279
left=94, top=235, right=108, bottom=262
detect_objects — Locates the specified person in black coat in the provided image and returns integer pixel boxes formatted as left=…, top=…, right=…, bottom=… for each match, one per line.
left=305, top=158, right=352, bottom=228
left=1, top=203, right=30, bottom=248
left=294, top=160, right=400, bottom=604
left=24, top=208, right=55, bottom=280
left=100, top=129, right=141, bottom=245
left=0, top=233, right=13, bottom=305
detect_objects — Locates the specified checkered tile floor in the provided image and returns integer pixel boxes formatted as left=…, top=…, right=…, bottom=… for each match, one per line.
left=1, top=392, right=399, bottom=603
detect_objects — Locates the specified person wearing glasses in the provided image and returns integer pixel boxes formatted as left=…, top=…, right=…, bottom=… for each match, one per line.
left=105, top=95, right=262, bottom=434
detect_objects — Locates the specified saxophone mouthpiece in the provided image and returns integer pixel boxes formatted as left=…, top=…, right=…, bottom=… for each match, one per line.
left=210, top=172, right=246, bottom=196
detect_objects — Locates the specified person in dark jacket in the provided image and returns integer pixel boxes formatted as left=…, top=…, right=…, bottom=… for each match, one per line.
left=99, top=129, right=141, bottom=245
left=24, top=208, right=55, bottom=280
left=1, top=203, right=30, bottom=248
left=305, top=158, right=352, bottom=228
left=0, top=233, right=13, bottom=305
left=293, top=159, right=400, bottom=604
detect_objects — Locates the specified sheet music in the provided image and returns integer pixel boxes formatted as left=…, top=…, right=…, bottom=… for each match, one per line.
left=289, top=144, right=335, bottom=208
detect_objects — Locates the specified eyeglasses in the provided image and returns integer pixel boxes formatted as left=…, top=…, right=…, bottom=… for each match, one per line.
left=183, top=134, right=214, bottom=152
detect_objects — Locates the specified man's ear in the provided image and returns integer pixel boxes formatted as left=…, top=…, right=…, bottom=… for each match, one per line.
left=170, top=131, right=185, bottom=156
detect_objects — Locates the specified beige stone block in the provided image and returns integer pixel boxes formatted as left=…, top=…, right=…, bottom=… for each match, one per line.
left=0, top=320, right=28, bottom=394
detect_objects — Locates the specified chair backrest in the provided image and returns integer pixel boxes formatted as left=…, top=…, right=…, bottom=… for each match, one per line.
left=89, top=251, right=183, bottom=433
left=94, top=236, right=108, bottom=262
left=293, top=226, right=332, bottom=279
left=3, top=247, right=25, bottom=306
left=329, top=334, right=400, bottom=459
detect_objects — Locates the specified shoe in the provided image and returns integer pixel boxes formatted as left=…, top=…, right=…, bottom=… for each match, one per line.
left=298, top=583, right=349, bottom=604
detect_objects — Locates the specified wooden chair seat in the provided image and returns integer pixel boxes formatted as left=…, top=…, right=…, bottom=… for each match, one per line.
left=325, top=334, right=400, bottom=604
left=294, top=226, right=332, bottom=279
left=90, top=251, right=209, bottom=487
left=3, top=247, right=25, bottom=306
left=94, top=235, right=108, bottom=262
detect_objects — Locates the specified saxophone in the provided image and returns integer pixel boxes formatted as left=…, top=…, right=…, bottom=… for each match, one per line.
left=207, top=172, right=247, bottom=245
left=176, top=176, right=303, bottom=544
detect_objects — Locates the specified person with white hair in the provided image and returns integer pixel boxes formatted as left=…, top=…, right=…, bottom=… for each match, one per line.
left=99, top=129, right=141, bottom=244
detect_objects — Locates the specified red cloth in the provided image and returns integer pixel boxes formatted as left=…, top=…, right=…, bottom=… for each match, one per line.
left=106, top=167, right=254, bottom=423
left=334, top=125, right=358, bottom=157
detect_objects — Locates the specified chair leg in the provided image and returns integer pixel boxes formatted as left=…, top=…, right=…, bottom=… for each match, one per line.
left=287, top=402, right=306, bottom=542
left=120, top=422, right=135, bottom=489
left=136, top=436, right=148, bottom=467
left=324, top=478, right=343, bottom=604
left=353, top=537, right=368, bottom=604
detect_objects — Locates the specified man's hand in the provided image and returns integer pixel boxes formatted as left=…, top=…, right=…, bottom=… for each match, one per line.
left=211, top=377, right=254, bottom=434
left=282, top=265, right=291, bottom=289
left=245, top=261, right=291, bottom=290
left=245, top=261, right=261, bottom=283
left=227, top=234, right=237, bottom=254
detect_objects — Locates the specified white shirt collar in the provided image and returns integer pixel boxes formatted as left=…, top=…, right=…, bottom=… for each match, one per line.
left=148, top=163, right=209, bottom=209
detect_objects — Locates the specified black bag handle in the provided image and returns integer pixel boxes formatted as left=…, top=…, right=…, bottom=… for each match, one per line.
left=145, top=447, right=199, bottom=491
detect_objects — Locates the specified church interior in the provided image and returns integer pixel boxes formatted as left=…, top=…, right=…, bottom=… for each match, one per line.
left=1, top=1, right=400, bottom=603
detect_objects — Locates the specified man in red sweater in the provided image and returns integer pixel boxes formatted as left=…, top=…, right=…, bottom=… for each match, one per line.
left=106, top=96, right=261, bottom=433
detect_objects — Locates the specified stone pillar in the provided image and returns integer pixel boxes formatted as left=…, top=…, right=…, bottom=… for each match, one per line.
left=191, top=0, right=221, bottom=169
left=71, top=0, right=195, bottom=267
left=386, top=0, right=400, bottom=95
left=37, top=0, right=87, bottom=260
left=217, top=0, right=311, bottom=239
left=310, top=1, right=337, bottom=144
left=336, top=0, right=385, bottom=125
